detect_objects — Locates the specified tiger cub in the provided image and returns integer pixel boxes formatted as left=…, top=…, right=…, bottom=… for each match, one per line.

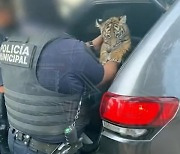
left=96, top=16, right=131, bottom=65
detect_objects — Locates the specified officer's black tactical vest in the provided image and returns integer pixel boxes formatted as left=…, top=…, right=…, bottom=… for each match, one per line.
left=0, top=30, right=90, bottom=136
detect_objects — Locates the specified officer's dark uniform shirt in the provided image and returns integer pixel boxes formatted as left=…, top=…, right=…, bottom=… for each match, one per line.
left=0, top=34, right=5, bottom=86
left=36, top=38, right=104, bottom=143
left=37, top=38, right=104, bottom=94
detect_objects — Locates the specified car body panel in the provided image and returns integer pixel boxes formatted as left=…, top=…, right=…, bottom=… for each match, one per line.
left=96, top=1, right=180, bottom=154
left=96, top=117, right=180, bottom=154
left=109, top=0, right=180, bottom=98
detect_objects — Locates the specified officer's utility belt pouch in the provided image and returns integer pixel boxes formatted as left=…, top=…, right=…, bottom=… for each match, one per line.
left=50, top=139, right=83, bottom=154
left=51, top=96, right=85, bottom=154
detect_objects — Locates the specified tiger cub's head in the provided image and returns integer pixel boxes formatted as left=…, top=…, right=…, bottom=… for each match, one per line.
left=96, top=16, right=130, bottom=52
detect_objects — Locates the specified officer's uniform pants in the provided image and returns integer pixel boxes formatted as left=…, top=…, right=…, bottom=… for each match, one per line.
left=0, top=139, right=10, bottom=154
left=0, top=93, right=10, bottom=154
left=8, top=130, right=45, bottom=154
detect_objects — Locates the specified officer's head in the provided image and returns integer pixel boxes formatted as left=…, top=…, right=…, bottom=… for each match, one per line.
left=13, top=0, right=87, bottom=29
left=0, top=0, right=15, bottom=29
left=13, top=0, right=63, bottom=27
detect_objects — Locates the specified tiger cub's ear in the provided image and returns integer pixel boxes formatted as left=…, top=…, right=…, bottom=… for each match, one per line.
left=96, top=19, right=103, bottom=28
left=119, top=15, right=127, bottom=24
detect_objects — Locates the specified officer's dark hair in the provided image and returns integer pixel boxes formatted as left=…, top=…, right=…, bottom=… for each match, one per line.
left=0, top=0, right=13, bottom=9
left=19, top=0, right=62, bottom=26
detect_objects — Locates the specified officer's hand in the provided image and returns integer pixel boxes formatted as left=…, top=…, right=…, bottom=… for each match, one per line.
left=0, top=86, right=4, bottom=93
left=92, top=35, right=103, bottom=51
left=98, top=61, right=119, bottom=88
left=86, top=35, right=103, bottom=52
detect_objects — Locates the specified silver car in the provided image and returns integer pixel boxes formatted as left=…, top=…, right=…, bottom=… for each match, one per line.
left=94, top=0, right=180, bottom=154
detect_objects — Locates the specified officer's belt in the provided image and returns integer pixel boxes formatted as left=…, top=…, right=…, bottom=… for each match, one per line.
left=12, top=128, right=61, bottom=154
left=29, top=138, right=60, bottom=154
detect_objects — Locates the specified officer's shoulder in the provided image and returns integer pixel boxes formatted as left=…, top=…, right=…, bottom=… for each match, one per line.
left=53, top=37, right=81, bottom=46
left=44, top=38, right=86, bottom=55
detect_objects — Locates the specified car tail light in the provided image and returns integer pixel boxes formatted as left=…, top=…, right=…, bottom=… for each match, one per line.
left=100, top=92, right=179, bottom=128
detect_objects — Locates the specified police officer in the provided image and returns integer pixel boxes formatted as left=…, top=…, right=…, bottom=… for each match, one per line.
left=0, top=0, right=119, bottom=154
left=0, top=0, right=15, bottom=153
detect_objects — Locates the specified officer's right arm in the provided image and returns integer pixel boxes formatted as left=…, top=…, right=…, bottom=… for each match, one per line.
left=72, top=40, right=119, bottom=90
left=98, top=61, right=119, bottom=88
left=0, top=68, right=4, bottom=93
left=87, top=36, right=119, bottom=87
left=0, top=86, right=4, bottom=93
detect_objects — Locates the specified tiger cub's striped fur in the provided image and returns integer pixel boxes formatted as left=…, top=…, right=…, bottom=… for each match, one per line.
left=96, top=16, right=131, bottom=65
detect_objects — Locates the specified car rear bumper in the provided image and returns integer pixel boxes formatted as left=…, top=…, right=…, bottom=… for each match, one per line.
left=95, top=117, right=180, bottom=154
left=95, top=131, right=151, bottom=154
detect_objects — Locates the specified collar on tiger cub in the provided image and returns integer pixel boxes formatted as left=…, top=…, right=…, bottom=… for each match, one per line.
left=96, top=16, right=130, bottom=53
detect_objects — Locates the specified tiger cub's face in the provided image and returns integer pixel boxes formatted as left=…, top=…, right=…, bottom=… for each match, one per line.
left=96, top=16, right=130, bottom=52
